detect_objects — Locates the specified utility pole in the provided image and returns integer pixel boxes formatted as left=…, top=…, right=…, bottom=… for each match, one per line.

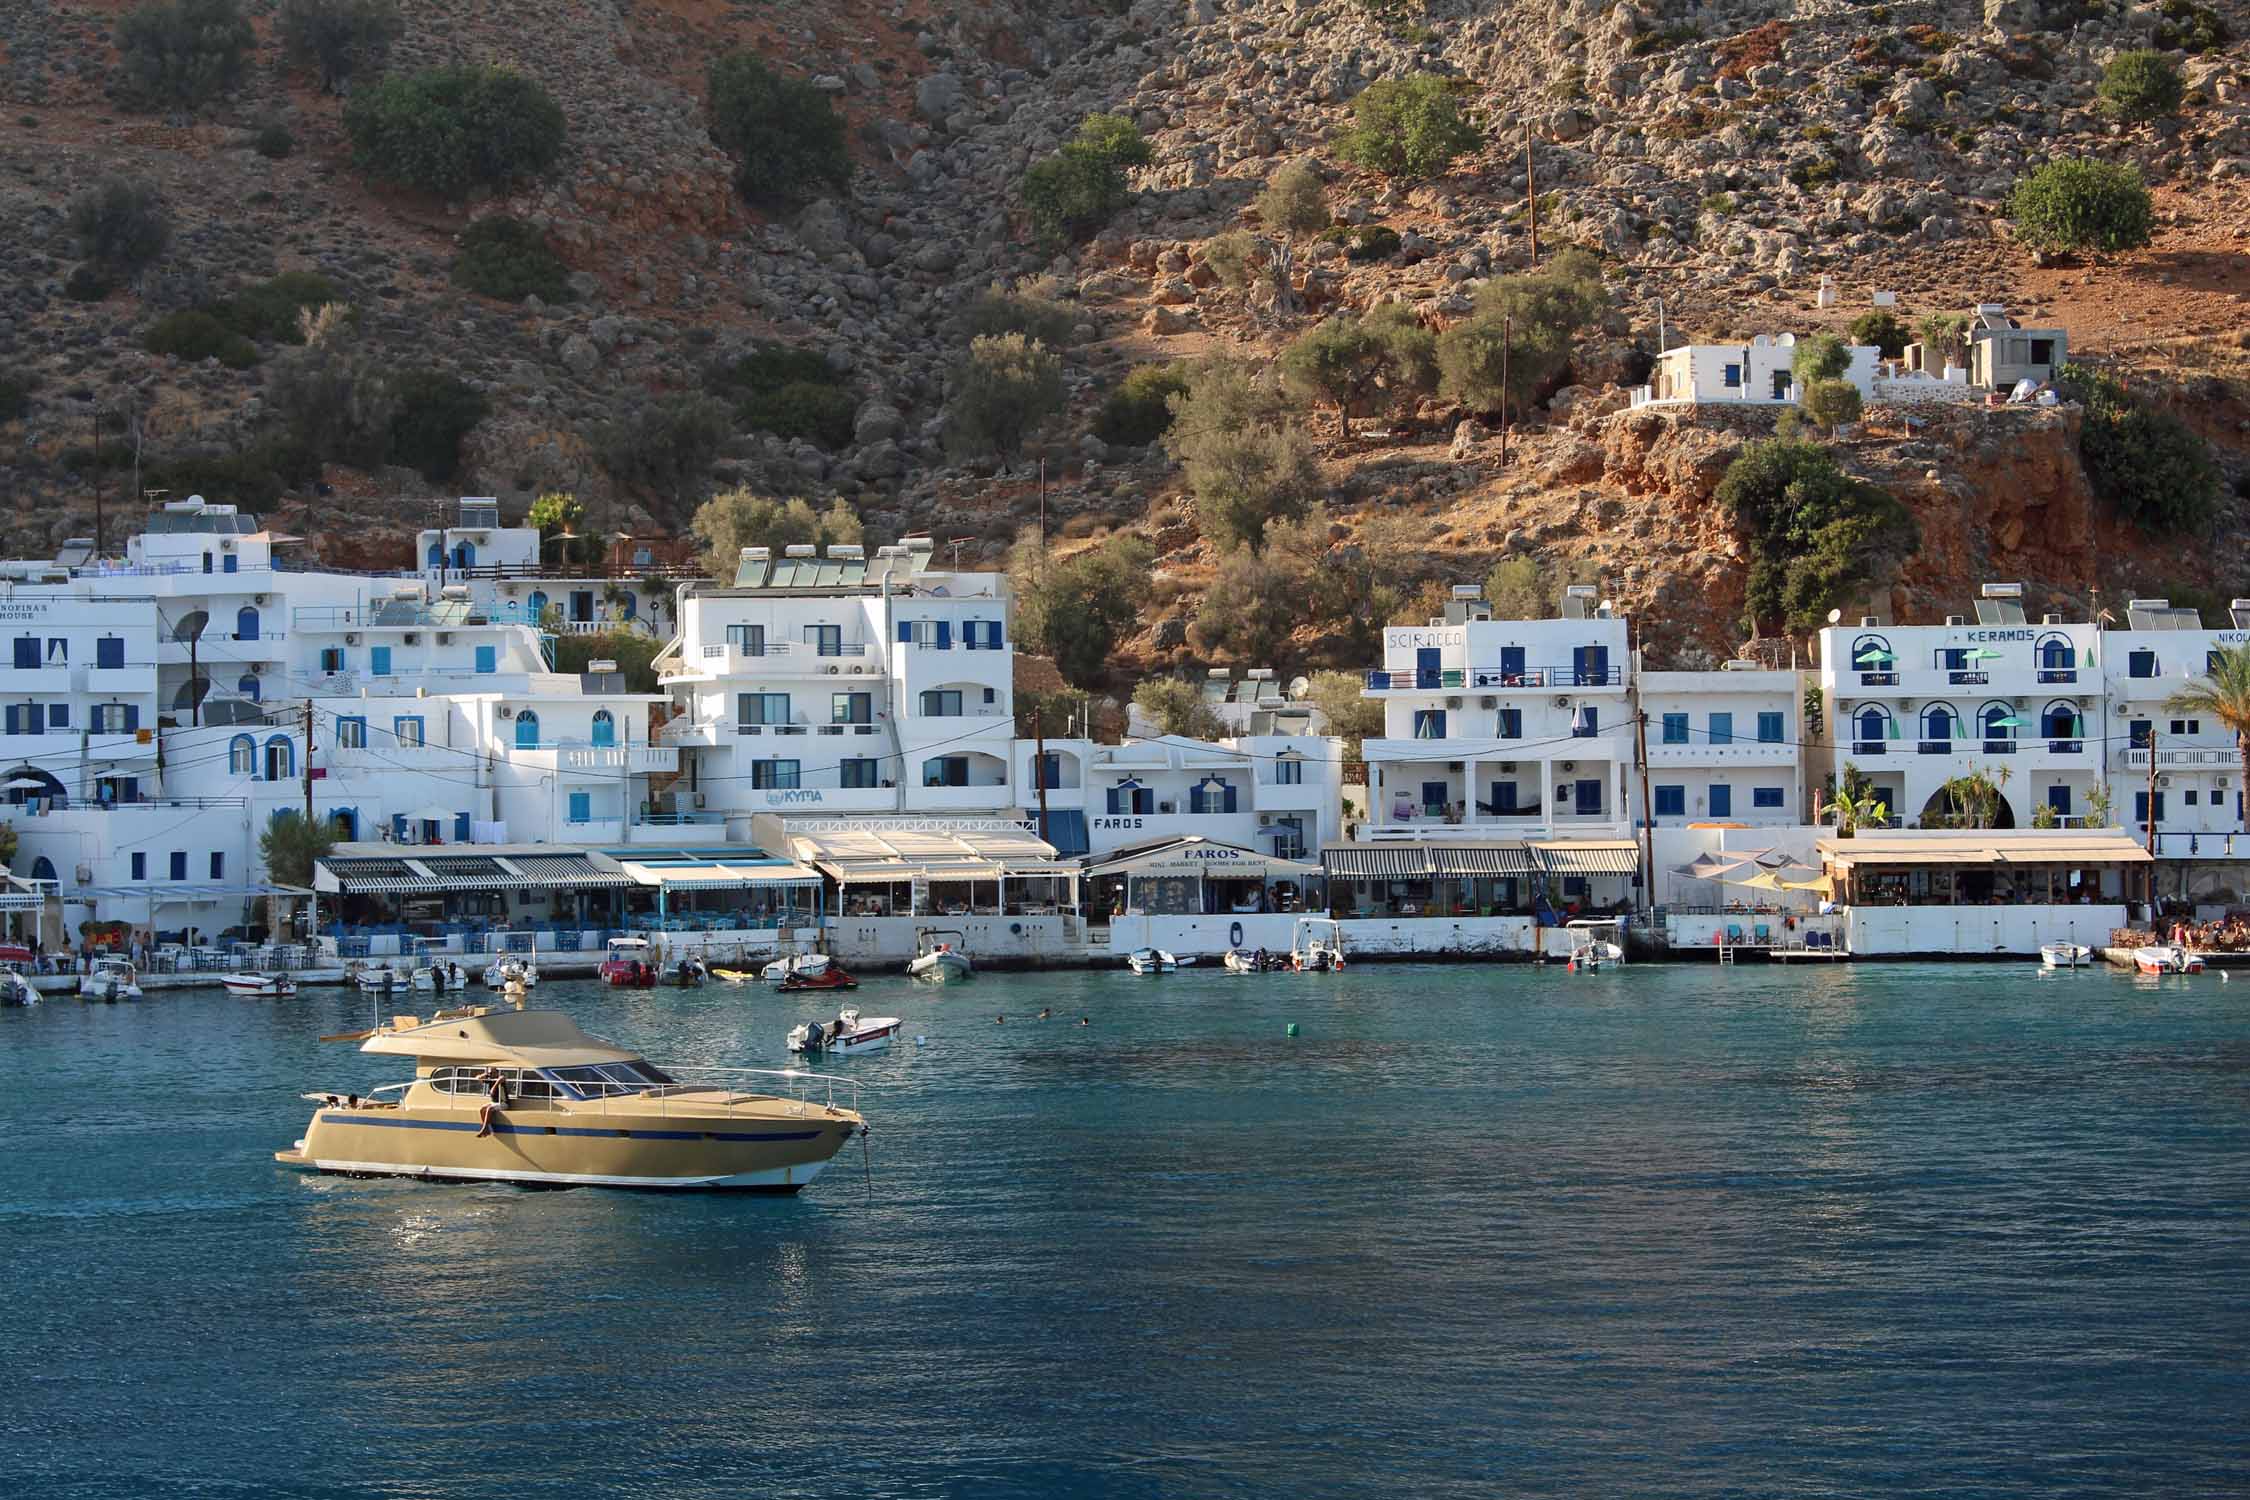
left=1032, top=706, right=1051, bottom=848
left=1498, top=315, right=1512, bottom=465
left=188, top=621, right=200, bottom=728
left=92, top=403, right=106, bottom=559
left=1037, top=458, right=1048, bottom=590
left=1525, top=122, right=1538, bottom=270
left=2146, top=723, right=2160, bottom=913
left=303, top=700, right=316, bottom=825
left=1635, top=709, right=1655, bottom=915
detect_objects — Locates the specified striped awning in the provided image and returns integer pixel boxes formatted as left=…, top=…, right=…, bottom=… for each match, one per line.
left=320, top=853, right=637, bottom=894
left=1322, top=846, right=1433, bottom=878
left=1532, top=841, right=1642, bottom=876
left=1433, top=845, right=1537, bottom=877
left=502, top=854, right=637, bottom=889
left=617, top=857, right=821, bottom=888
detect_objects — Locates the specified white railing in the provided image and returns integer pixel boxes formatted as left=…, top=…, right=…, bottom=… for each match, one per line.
left=360, top=1065, right=862, bottom=1119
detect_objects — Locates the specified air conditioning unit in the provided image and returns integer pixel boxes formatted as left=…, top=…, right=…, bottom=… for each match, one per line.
left=253, top=594, right=268, bottom=606
left=1158, top=801, right=1176, bottom=814
left=74, top=864, right=91, bottom=885
left=2158, top=774, right=2172, bottom=788
left=344, top=633, right=360, bottom=646
left=1500, top=762, right=1517, bottom=773
left=2218, top=776, right=2232, bottom=789
left=436, top=632, right=454, bottom=646
left=1553, top=695, right=1571, bottom=709
left=248, top=663, right=262, bottom=675
left=403, top=633, right=419, bottom=645
left=851, top=664, right=870, bottom=674
left=1258, top=813, right=1273, bottom=825
left=497, top=706, right=515, bottom=719
left=1479, top=696, right=1496, bottom=710
left=1561, top=761, right=1577, bottom=773
left=1446, top=761, right=1463, bottom=771
left=693, top=793, right=708, bottom=809
left=826, top=665, right=841, bottom=675
left=1445, top=697, right=1462, bottom=709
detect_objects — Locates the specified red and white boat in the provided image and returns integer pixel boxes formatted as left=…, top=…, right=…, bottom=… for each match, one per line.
left=2132, top=944, right=2205, bottom=975
left=787, top=1008, right=900, bottom=1056
left=775, top=956, right=858, bottom=991
left=600, top=936, right=659, bottom=988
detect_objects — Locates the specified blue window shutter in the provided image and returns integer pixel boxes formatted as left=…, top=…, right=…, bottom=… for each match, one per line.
left=1709, top=785, right=1732, bottom=817
left=454, top=813, right=471, bottom=841
left=2, top=707, right=14, bottom=735
left=48, top=704, right=67, bottom=729
left=124, top=705, right=140, bottom=730
left=98, top=637, right=123, bottom=669
left=1224, top=784, right=1238, bottom=814
left=370, top=646, right=391, bottom=676
left=567, top=794, right=589, bottom=824
left=1106, top=786, right=1121, bottom=815
left=898, top=620, right=913, bottom=642
left=936, top=621, right=952, bottom=649
left=990, top=620, right=1005, bottom=648
left=169, top=851, right=186, bottom=881
left=131, top=853, right=146, bottom=879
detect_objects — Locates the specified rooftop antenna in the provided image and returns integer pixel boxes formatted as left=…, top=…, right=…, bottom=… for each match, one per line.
left=947, top=536, right=973, bottom=572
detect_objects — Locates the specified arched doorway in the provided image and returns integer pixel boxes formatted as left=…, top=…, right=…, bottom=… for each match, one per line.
left=4, top=766, right=67, bottom=807
left=263, top=736, right=295, bottom=782
left=514, top=710, right=540, bottom=749
left=591, top=709, right=615, bottom=748
left=236, top=672, right=261, bottom=704
left=1919, top=781, right=2019, bottom=830
left=235, top=605, right=260, bottom=641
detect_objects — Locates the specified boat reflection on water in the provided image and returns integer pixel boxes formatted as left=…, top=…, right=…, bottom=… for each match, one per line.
left=276, top=1004, right=866, bottom=1192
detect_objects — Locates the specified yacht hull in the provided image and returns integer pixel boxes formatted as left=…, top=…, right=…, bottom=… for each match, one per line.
left=278, top=1103, right=859, bottom=1192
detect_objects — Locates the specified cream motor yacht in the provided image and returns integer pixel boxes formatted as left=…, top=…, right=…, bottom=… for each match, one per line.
left=275, top=1005, right=866, bottom=1192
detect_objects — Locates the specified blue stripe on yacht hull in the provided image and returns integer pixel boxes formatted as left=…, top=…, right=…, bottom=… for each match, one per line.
left=321, top=1112, right=826, bottom=1143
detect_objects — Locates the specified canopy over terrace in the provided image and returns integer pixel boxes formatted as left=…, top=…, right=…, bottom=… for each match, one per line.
left=314, top=843, right=637, bottom=944
left=1084, top=836, right=1323, bottom=917
left=752, top=814, right=1079, bottom=918
left=74, top=881, right=311, bottom=947
left=1320, top=840, right=1637, bottom=919
left=609, top=849, right=824, bottom=932
left=1817, top=830, right=2151, bottom=907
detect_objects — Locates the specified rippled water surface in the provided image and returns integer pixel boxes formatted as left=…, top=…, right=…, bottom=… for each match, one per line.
left=3, top=961, right=2247, bottom=1498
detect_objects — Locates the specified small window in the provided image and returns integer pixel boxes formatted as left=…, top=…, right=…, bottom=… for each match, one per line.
left=1757, top=712, right=1784, bottom=744
left=319, top=646, right=345, bottom=673
left=210, top=851, right=225, bottom=879
left=1722, top=362, right=1742, bottom=388
left=369, top=646, right=392, bottom=677
left=1708, top=785, right=1732, bottom=818
left=1752, top=787, right=1785, bottom=809
left=1661, top=713, right=1688, bottom=745
left=394, top=716, right=424, bottom=748
left=1275, top=758, right=1304, bottom=785
left=12, top=637, right=37, bottom=670
left=2128, top=650, right=2157, bottom=679
left=337, top=718, right=367, bottom=749
left=841, top=758, right=880, bottom=789
left=726, top=624, right=765, bottom=655
left=751, top=759, right=800, bottom=790
left=1412, top=709, right=1447, bottom=740
left=1653, top=785, right=1685, bottom=817
left=1708, top=713, right=1733, bottom=745
left=920, top=690, right=964, bottom=718
left=168, top=851, right=187, bottom=881
left=2170, top=719, right=2200, bottom=736
left=131, top=852, right=146, bottom=880
left=1497, top=708, right=1523, bottom=739
left=2183, top=790, right=2199, bottom=807
left=97, top=636, right=125, bottom=670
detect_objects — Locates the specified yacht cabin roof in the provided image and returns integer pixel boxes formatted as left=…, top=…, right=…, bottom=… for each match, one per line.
left=361, top=1008, right=639, bottom=1067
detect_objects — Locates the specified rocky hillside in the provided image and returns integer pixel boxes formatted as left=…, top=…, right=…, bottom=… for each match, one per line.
left=1, top=0, right=2247, bottom=662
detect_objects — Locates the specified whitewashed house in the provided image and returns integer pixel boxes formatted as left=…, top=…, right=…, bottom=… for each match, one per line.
left=1634, top=663, right=1803, bottom=829
left=2100, top=598, right=2250, bottom=878
left=1632, top=333, right=1880, bottom=409
left=415, top=496, right=684, bottom=637
left=1011, top=732, right=1344, bottom=861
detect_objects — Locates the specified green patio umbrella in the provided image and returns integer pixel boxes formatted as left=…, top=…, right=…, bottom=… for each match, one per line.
left=1969, top=648, right=2006, bottom=661
left=1854, top=646, right=1896, bottom=664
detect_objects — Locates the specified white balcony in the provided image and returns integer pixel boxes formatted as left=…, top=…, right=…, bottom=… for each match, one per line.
left=680, top=641, right=882, bottom=679
left=1643, top=742, right=1797, bottom=767
left=556, top=744, right=678, bottom=774
left=2119, top=747, right=2237, bottom=771
left=723, top=785, right=901, bottom=814
left=909, top=784, right=1014, bottom=812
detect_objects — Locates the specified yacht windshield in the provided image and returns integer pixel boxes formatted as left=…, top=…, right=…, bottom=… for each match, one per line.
left=545, top=1061, right=675, bottom=1097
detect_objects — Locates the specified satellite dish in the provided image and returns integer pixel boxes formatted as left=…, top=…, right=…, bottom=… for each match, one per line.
left=1287, top=675, right=1311, bottom=699
left=1826, top=608, right=1843, bottom=624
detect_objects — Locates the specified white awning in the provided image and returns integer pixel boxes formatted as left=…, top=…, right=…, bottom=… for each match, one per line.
left=616, top=858, right=821, bottom=888
left=1085, top=837, right=1322, bottom=881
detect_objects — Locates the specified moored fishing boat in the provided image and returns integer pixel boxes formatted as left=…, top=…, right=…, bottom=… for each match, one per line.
left=907, top=930, right=973, bottom=982
left=78, top=957, right=142, bottom=1002
left=2040, top=942, right=2093, bottom=969
left=0, top=969, right=37, bottom=1006
left=2133, top=944, right=2205, bottom=975
left=600, top=936, right=658, bottom=988
left=482, top=956, right=539, bottom=990
left=786, top=1008, right=901, bottom=1056
left=1125, top=947, right=1176, bottom=975
left=221, top=971, right=298, bottom=997
left=274, top=1005, right=865, bottom=1192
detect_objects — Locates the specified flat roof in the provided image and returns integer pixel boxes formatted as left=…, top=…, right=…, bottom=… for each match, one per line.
left=1819, top=831, right=2152, bottom=867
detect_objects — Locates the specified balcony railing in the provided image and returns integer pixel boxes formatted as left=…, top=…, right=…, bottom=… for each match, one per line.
left=1917, top=740, right=1952, bottom=755
left=1982, top=739, right=2015, bottom=754
left=1858, top=671, right=1898, bottom=687
left=1366, top=664, right=1624, bottom=690
left=1947, top=670, right=1989, bottom=686
left=2037, top=668, right=2078, bottom=684
left=2048, top=740, right=2084, bottom=755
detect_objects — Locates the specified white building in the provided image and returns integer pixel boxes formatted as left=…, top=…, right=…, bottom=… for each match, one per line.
left=1635, top=663, right=1803, bottom=829
left=1814, top=583, right=2104, bottom=832
left=1010, top=731, right=1344, bottom=861
left=1358, top=584, right=1633, bottom=841
left=415, top=496, right=683, bottom=637
left=2101, top=598, right=2250, bottom=871
left=656, top=538, right=1017, bottom=823
left=1632, top=333, right=1880, bottom=409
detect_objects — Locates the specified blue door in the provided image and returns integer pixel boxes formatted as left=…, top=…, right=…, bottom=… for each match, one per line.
left=1574, top=778, right=1602, bottom=814
left=1420, top=781, right=1448, bottom=814
left=568, top=792, right=590, bottom=824
left=528, top=590, right=548, bottom=623
left=1709, top=784, right=1732, bottom=818
left=591, top=711, right=616, bottom=747
left=1416, top=647, right=1441, bottom=688
left=236, top=606, right=259, bottom=640
left=1500, top=646, right=1525, bottom=683
left=2047, top=785, right=2071, bottom=816
left=1492, top=781, right=1517, bottom=813
left=475, top=645, right=497, bottom=674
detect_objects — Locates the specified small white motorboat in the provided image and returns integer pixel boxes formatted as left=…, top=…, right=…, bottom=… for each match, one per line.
left=908, top=931, right=973, bottom=982
left=2133, top=944, right=2205, bottom=975
left=221, top=972, right=298, bottom=997
left=762, top=952, right=835, bottom=983
left=787, top=1008, right=902, bottom=1056
left=1125, top=947, right=1177, bottom=975
left=2040, top=942, right=2093, bottom=969
left=1224, top=947, right=1286, bottom=974
left=0, top=969, right=38, bottom=1006
left=409, top=962, right=471, bottom=994
left=482, top=956, right=539, bottom=990
left=1290, top=918, right=1346, bottom=973
left=78, top=956, right=143, bottom=1002
left=351, top=963, right=411, bottom=993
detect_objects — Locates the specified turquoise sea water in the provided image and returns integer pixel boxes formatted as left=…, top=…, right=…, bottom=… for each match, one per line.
left=1, top=961, right=2246, bottom=1499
